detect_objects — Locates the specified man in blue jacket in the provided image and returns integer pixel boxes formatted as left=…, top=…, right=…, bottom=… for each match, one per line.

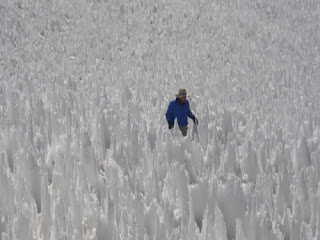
left=166, top=88, right=198, bottom=136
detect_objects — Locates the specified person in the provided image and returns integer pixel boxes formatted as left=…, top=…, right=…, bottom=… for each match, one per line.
left=165, top=88, right=198, bottom=136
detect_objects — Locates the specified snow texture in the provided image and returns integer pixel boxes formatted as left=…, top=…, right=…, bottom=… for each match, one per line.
left=0, top=0, right=320, bottom=239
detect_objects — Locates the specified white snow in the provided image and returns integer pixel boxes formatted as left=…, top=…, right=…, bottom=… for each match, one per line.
left=1, top=0, right=320, bottom=239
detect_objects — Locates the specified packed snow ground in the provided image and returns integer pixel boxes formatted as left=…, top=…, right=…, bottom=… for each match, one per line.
left=1, top=0, right=320, bottom=239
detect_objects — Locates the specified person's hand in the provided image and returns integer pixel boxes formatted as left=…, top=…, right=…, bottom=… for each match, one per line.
left=192, top=116, right=198, bottom=125
left=168, top=121, right=174, bottom=129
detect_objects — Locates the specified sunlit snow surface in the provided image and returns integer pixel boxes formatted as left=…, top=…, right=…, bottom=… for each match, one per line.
left=1, top=0, right=320, bottom=239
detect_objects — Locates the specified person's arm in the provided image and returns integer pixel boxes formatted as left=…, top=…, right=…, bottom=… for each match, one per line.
left=166, top=102, right=175, bottom=128
left=187, top=102, right=198, bottom=125
left=187, top=109, right=194, bottom=119
left=187, top=102, right=194, bottom=119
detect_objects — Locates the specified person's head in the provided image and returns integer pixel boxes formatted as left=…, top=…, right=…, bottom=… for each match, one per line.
left=176, top=88, right=187, bottom=103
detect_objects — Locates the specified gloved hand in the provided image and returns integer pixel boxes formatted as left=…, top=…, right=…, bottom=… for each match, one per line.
left=192, top=116, right=198, bottom=125
left=168, top=121, right=174, bottom=129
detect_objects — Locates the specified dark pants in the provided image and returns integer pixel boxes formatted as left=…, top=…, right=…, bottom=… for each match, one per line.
left=179, top=126, right=188, bottom=136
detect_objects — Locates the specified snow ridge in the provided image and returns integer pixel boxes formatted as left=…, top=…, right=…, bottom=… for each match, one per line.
left=1, top=0, right=320, bottom=239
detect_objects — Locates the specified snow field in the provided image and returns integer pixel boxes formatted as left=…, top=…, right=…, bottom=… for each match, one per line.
left=1, top=0, right=320, bottom=239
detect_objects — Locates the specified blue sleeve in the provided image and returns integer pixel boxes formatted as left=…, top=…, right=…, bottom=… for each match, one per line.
left=166, top=102, right=175, bottom=123
left=187, top=102, right=194, bottom=119
left=188, top=110, right=194, bottom=119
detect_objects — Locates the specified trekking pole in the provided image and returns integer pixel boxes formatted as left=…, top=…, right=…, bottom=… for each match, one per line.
left=192, top=121, right=199, bottom=142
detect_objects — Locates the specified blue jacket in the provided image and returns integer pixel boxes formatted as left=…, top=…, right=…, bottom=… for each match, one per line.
left=166, top=99, right=194, bottom=126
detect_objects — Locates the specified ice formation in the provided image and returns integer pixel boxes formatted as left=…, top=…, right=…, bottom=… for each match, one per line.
left=1, top=0, right=319, bottom=239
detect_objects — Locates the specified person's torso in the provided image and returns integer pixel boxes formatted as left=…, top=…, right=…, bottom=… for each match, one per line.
left=172, top=100, right=189, bottom=123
